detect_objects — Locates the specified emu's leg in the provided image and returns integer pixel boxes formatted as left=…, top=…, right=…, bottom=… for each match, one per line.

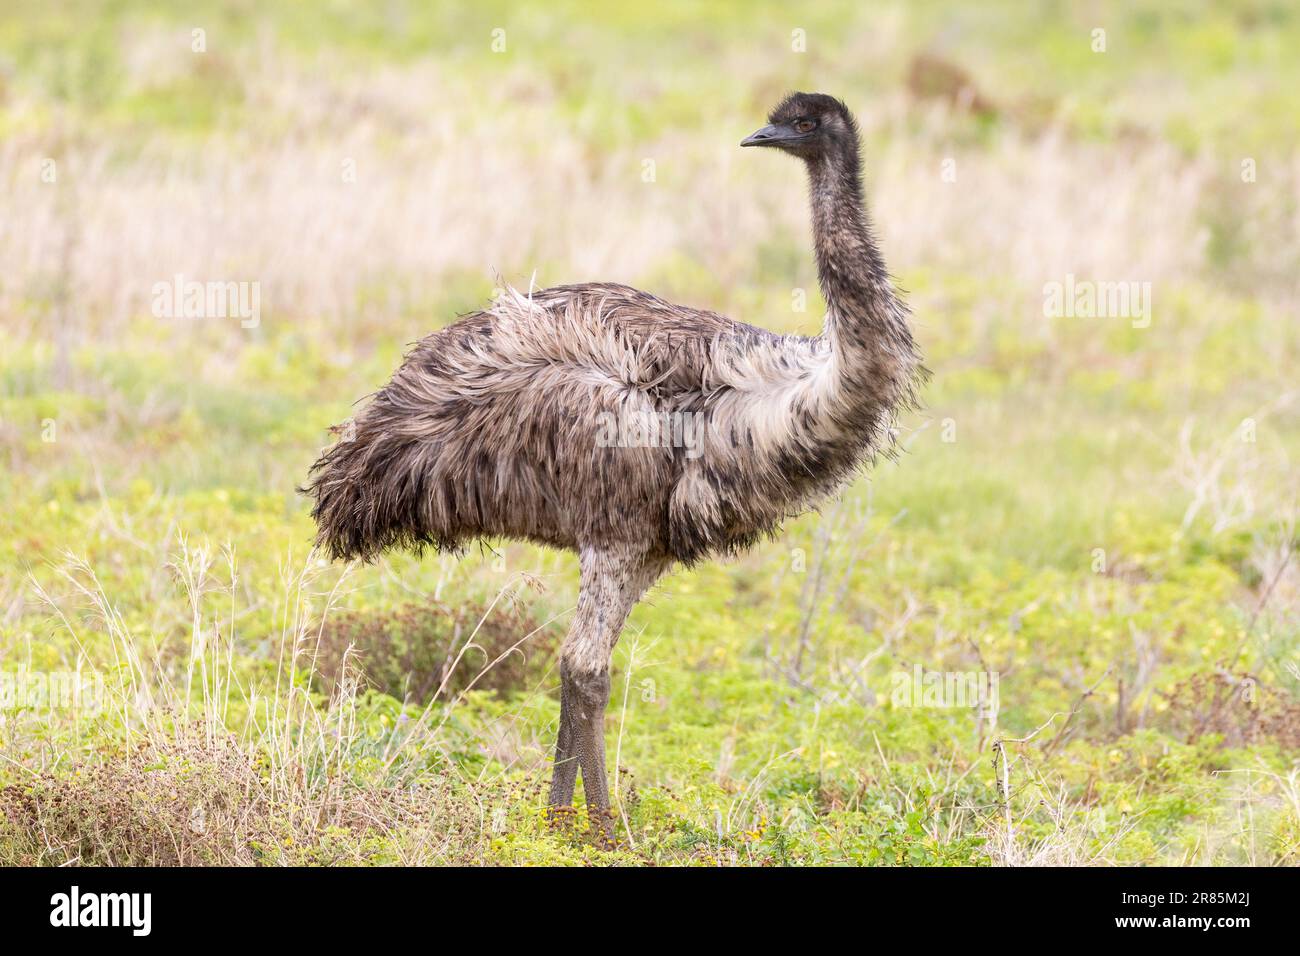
left=548, top=681, right=578, bottom=810
left=549, top=548, right=664, bottom=838
left=552, top=658, right=610, bottom=826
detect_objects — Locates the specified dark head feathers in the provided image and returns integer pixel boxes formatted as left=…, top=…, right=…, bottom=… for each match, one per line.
left=768, top=92, right=856, bottom=130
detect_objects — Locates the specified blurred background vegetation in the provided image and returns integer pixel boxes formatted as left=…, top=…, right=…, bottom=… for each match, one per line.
left=0, top=0, right=1297, bottom=864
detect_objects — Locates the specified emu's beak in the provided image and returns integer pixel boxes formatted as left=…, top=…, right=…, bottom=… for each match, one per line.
left=740, top=123, right=795, bottom=147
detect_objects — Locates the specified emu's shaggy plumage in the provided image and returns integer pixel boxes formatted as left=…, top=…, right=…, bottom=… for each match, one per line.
left=305, top=281, right=916, bottom=567
left=303, top=92, right=925, bottom=827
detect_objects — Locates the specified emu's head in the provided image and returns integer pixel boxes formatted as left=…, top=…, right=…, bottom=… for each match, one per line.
left=741, top=92, right=858, bottom=163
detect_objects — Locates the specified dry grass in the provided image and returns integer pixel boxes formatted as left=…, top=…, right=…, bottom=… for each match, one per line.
left=1, top=545, right=551, bottom=866
left=0, top=729, right=492, bottom=866
left=4, top=32, right=1297, bottom=358
left=984, top=785, right=1141, bottom=867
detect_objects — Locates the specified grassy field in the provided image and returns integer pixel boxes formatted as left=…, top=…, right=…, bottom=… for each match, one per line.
left=1, top=0, right=1298, bottom=865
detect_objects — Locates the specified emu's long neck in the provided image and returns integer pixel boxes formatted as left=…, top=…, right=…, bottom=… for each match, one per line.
left=806, top=147, right=916, bottom=411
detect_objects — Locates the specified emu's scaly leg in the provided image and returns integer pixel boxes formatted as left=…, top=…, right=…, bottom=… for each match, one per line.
left=548, top=678, right=578, bottom=810
left=549, top=549, right=664, bottom=839
left=559, top=659, right=611, bottom=826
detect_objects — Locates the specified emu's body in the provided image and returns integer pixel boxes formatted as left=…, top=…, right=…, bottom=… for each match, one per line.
left=304, top=93, right=923, bottom=828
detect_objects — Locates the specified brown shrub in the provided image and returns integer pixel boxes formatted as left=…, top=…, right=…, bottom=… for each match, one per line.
left=312, top=598, right=558, bottom=704
left=0, top=731, right=488, bottom=866
left=1160, top=670, right=1300, bottom=750
left=906, top=52, right=997, bottom=117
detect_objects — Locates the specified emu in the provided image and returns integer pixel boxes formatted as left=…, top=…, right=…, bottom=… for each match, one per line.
left=304, top=93, right=924, bottom=833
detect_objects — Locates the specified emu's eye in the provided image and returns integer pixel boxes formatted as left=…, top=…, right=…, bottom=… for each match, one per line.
left=794, top=118, right=817, bottom=133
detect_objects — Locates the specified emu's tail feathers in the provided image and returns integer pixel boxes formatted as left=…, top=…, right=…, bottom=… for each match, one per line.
left=300, top=421, right=455, bottom=562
